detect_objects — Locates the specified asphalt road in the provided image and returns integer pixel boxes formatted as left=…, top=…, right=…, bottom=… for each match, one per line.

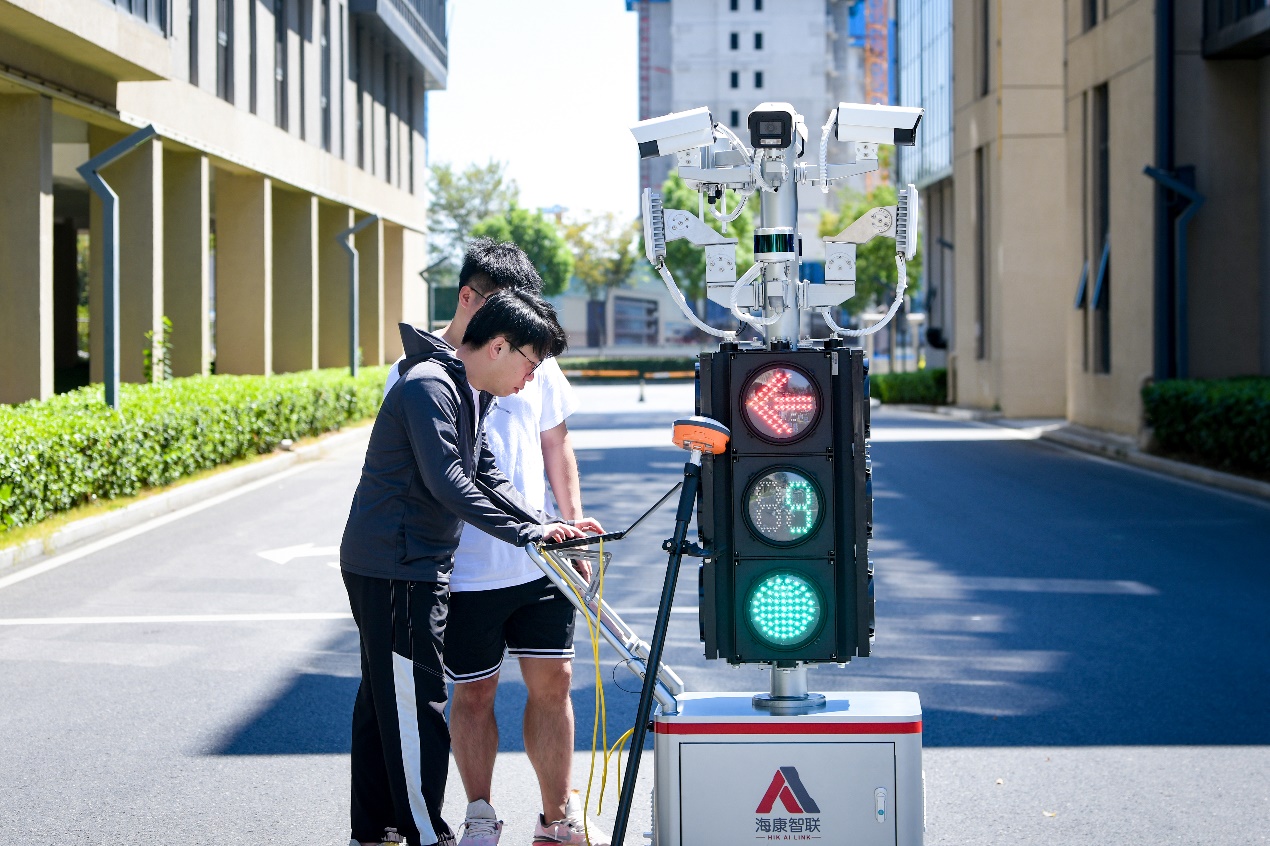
left=0, top=382, right=1267, bottom=844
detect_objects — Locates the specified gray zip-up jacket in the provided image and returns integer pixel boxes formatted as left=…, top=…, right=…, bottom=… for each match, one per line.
left=339, top=324, right=551, bottom=583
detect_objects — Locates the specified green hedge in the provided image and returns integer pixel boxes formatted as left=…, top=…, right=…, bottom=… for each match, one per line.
left=870, top=368, right=947, bottom=405
left=1142, top=377, right=1270, bottom=474
left=557, top=356, right=699, bottom=374
left=0, top=367, right=388, bottom=533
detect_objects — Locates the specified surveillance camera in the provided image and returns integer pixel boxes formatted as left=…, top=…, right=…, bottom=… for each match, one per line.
left=835, top=103, right=924, bottom=146
left=631, top=107, right=715, bottom=160
left=747, top=102, right=801, bottom=150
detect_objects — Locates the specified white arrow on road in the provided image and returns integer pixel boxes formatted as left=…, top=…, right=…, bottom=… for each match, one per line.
left=257, top=543, right=340, bottom=564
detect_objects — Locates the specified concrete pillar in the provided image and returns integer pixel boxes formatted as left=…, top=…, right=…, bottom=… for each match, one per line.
left=401, top=226, right=428, bottom=330
left=383, top=222, right=405, bottom=362
left=163, top=151, right=211, bottom=377
left=318, top=203, right=353, bottom=368
left=53, top=220, right=80, bottom=371
left=0, top=95, right=53, bottom=404
left=272, top=189, right=319, bottom=372
left=357, top=217, right=384, bottom=366
left=214, top=170, right=272, bottom=375
left=88, top=127, right=164, bottom=385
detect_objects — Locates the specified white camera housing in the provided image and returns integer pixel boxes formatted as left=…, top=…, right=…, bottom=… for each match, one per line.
left=836, top=103, right=925, bottom=146
left=631, top=107, right=715, bottom=160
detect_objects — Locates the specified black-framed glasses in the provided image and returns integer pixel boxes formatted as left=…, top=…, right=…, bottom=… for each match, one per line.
left=513, top=345, right=543, bottom=372
left=463, top=284, right=489, bottom=303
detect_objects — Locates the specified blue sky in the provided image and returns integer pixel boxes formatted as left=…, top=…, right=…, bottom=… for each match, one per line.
left=426, top=0, right=640, bottom=220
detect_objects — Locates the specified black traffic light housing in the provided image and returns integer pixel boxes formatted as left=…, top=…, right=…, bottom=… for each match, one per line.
left=697, top=345, right=873, bottom=665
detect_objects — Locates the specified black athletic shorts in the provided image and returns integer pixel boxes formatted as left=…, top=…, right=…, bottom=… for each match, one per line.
left=443, top=576, right=577, bottom=683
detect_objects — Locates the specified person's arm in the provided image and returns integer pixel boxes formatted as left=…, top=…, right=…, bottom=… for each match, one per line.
left=399, top=378, right=580, bottom=545
left=541, top=421, right=582, bottom=521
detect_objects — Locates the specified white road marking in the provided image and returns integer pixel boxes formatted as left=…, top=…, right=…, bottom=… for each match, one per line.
left=257, top=543, right=340, bottom=564
left=0, top=611, right=353, bottom=626
left=883, top=575, right=1159, bottom=596
left=870, top=425, right=1062, bottom=442
left=0, top=463, right=317, bottom=593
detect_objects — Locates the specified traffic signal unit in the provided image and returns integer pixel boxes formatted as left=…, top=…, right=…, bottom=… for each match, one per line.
left=697, top=344, right=875, bottom=666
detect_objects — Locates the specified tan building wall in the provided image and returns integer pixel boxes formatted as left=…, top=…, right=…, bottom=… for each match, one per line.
left=0, top=0, right=439, bottom=402
left=1063, top=0, right=1158, bottom=435
left=950, top=0, right=1069, bottom=416
left=1063, top=1, right=1269, bottom=435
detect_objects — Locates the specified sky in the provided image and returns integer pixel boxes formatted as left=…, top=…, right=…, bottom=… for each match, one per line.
left=425, top=0, right=640, bottom=221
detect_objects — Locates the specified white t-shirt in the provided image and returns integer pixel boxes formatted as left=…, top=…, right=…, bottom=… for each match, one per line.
left=384, top=347, right=578, bottom=591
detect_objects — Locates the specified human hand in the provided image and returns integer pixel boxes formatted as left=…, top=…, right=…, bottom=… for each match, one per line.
left=569, top=557, right=593, bottom=581
left=542, top=522, right=585, bottom=543
left=573, top=517, right=605, bottom=535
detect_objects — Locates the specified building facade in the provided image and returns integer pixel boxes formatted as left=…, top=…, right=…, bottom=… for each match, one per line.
left=1064, top=0, right=1270, bottom=435
left=896, top=0, right=952, bottom=369
left=895, top=0, right=1270, bottom=434
left=0, top=0, right=443, bottom=404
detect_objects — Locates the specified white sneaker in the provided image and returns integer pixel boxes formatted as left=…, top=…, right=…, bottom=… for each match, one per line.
left=533, top=791, right=610, bottom=846
left=458, top=799, right=503, bottom=846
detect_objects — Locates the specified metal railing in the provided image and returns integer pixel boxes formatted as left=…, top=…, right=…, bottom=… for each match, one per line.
left=386, top=0, right=448, bottom=65
left=1205, top=0, right=1270, bottom=36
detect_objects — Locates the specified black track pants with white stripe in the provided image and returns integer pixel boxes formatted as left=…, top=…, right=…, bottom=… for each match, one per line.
left=343, top=570, right=454, bottom=846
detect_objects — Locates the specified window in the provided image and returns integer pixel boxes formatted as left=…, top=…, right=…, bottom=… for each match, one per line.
left=216, top=0, right=233, bottom=103
left=730, top=32, right=739, bottom=50
left=730, top=71, right=739, bottom=88
left=298, top=0, right=307, bottom=140
left=407, top=74, right=415, bottom=193
left=975, top=146, right=989, bottom=360
left=248, top=0, right=257, bottom=112
left=730, top=109, right=740, bottom=127
left=754, top=32, right=763, bottom=50
left=321, top=0, right=331, bottom=151
left=978, top=0, right=991, bottom=97
left=754, top=70, right=763, bottom=88
left=189, top=0, right=198, bottom=86
left=754, top=0, right=762, bottom=9
left=354, top=23, right=363, bottom=168
left=729, top=0, right=738, bottom=10
left=339, top=11, right=346, bottom=157
left=275, top=0, right=288, bottom=130
left=1084, top=0, right=1099, bottom=31
left=1091, top=84, right=1111, bottom=373
left=384, top=52, right=393, bottom=184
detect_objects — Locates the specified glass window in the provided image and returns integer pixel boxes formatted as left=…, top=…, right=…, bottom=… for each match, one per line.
left=730, top=32, right=739, bottom=50
left=754, top=70, right=763, bottom=88
left=754, top=32, right=763, bottom=50
left=275, top=0, right=288, bottom=130
left=216, top=0, right=233, bottom=103
left=730, top=109, right=740, bottom=127
left=730, top=71, right=739, bottom=89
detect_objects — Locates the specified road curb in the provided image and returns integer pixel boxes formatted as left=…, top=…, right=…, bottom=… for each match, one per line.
left=0, top=424, right=373, bottom=575
left=887, top=402, right=1270, bottom=503
left=1038, top=426, right=1270, bottom=503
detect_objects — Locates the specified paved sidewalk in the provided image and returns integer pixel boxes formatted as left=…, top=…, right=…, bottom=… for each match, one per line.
left=889, top=403, right=1270, bottom=503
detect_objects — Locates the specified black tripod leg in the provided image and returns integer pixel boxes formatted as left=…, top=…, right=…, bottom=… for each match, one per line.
left=610, top=461, right=700, bottom=845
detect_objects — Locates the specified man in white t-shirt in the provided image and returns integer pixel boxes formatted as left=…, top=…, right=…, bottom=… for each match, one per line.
left=385, top=239, right=607, bottom=846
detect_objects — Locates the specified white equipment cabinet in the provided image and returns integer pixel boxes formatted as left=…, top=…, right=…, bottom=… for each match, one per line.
left=652, top=692, right=924, bottom=846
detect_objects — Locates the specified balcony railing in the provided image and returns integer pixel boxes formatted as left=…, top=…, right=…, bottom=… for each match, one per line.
left=351, top=0, right=447, bottom=80
left=1204, top=0, right=1270, bottom=57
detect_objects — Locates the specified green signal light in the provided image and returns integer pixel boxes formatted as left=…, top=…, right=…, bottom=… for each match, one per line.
left=746, top=572, right=824, bottom=648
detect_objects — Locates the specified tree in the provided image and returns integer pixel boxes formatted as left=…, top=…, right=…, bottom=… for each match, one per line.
left=471, top=205, right=575, bottom=296
left=818, top=181, right=923, bottom=317
left=563, top=213, right=642, bottom=301
left=427, top=160, right=519, bottom=286
left=655, top=174, right=756, bottom=317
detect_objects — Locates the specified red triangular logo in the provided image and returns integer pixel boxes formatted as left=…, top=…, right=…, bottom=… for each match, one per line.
left=756, top=770, right=806, bottom=814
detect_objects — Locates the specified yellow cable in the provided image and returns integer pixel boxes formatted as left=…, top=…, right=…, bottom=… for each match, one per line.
left=600, top=727, right=635, bottom=813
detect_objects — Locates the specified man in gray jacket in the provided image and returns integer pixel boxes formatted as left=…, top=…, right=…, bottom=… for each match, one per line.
left=340, top=289, right=602, bottom=846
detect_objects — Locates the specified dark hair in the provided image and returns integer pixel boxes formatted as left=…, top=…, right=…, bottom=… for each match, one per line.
left=459, top=238, right=544, bottom=295
left=462, top=288, right=568, bottom=360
